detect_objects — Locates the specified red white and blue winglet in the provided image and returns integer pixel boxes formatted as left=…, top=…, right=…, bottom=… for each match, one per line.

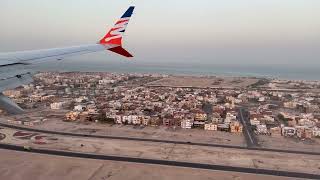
left=99, top=6, right=135, bottom=57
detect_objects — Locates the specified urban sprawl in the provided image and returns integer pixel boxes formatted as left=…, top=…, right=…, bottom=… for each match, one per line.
left=3, top=72, right=320, bottom=141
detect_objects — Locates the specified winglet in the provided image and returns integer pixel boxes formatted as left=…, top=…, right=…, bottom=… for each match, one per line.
left=99, top=7, right=135, bottom=58
left=121, top=6, right=135, bottom=19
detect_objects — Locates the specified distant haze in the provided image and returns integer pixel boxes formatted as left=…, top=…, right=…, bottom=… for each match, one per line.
left=1, top=0, right=320, bottom=69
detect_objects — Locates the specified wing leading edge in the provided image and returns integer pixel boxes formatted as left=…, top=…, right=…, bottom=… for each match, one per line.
left=0, top=6, right=135, bottom=64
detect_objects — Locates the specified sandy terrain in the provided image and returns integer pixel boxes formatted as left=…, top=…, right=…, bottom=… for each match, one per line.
left=258, top=135, right=320, bottom=153
left=2, top=115, right=320, bottom=153
left=0, top=115, right=247, bottom=147
left=146, top=76, right=259, bottom=88
left=0, top=149, right=299, bottom=180
left=39, top=119, right=246, bottom=146
left=0, top=127, right=319, bottom=175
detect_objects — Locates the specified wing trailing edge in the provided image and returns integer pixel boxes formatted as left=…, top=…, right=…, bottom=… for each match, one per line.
left=0, top=93, right=24, bottom=114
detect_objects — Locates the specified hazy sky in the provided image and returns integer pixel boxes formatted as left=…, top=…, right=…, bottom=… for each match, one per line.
left=0, top=0, right=319, bottom=67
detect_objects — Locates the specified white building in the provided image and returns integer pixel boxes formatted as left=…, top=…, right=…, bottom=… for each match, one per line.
left=282, top=127, right=296, bottom=137
left=3, top=90, right=21, bottom=98
left=256, top=124, right=268, bottom=134
left=99, top=79, right=115, bottom=85
left=50, top=102, right=65, bottom=110
left=212, top=117, right=223, bottom=124
left=122, top=116, right=130, bottom=124
left=298, top=119, right=316, bottom=127
left=284, top=101, right=297, bottom=109
left=312, top=127, right=320, bottom=137
left=204, top=123, right=217, bottom=131
left=181, top=119, right=193, bottom=129
left=75, top=96, right=88, bottom=103
left=65, top=87, right=71, bottom=94
left=131, top=115, right=140, bottom=125
left=258, top=97, right=266, bottom=102
left=250, top=119, right=260, bottom=126
left=261, top=115, right=275, bottom=123
left=74, top=105, right=85, bottom=112
left=114, top=115, right=122, bottom=124
left=225, top=113, right=237, bottom=124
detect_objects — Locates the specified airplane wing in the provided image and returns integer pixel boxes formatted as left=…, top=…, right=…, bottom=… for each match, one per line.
left=0, top=6, right=135, bottom=114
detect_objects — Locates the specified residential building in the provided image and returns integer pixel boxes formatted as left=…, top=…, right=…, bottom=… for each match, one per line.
left=204, top=123, right=217, bottom=131
left=217, top=123, right=229, bottom=132
left=50, top=102, right=65, bottom=110
left=282, top=127, right=296, bottom=137
left=270, top=127, right=281, bottom=136
left=65, top=111, right=80, bottom=121
left=74, top=105, right=86, bottom=112
left=256, top=124, right=268, bottom=135
left=142, top=116, right=150, bottom=126
left=230, top=121, right=243, bottom=133
left=181, top=119, right=193, bottom=129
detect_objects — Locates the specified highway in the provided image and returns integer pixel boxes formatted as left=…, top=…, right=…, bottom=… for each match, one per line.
left=0, top=121, right=320, bottom=156
left=238, top=108, right=258, bottom=148
left=0, top=143, right=319, bottom=179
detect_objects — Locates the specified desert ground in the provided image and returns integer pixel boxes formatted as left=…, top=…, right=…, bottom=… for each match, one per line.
left=146, top=76, right=259, bottom=88
left=0, top=127, right=319, bottom=175
left=2, top=114, right=320, bottom=153
left=0, top=149, right=304, bottom=180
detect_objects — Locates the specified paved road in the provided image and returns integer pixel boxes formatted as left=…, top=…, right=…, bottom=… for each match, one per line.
left=0, top=143, right=319, bottom=179
left=202, top=102, right=213, bottom=121
left=0, top=121, right=319, bottom=156
left=238, top=108, right=258, bottom=148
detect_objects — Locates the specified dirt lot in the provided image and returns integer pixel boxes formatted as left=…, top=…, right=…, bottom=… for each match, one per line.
left=0, top=149, right=299, bottom=180
left=258, top=135, right=320, bottom=153
left=146, top=76, right=259, bottom=88
left=0, top=113, right=247, bottom=147
left=0, top=127, right=319, bottom=175
left=37, top=119, right=246, bottom=146
left=2, top=114, right=320, bottom=154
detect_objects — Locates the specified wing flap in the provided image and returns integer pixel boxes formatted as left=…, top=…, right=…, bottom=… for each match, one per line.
left=0, top=93, right=24, bottom=114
